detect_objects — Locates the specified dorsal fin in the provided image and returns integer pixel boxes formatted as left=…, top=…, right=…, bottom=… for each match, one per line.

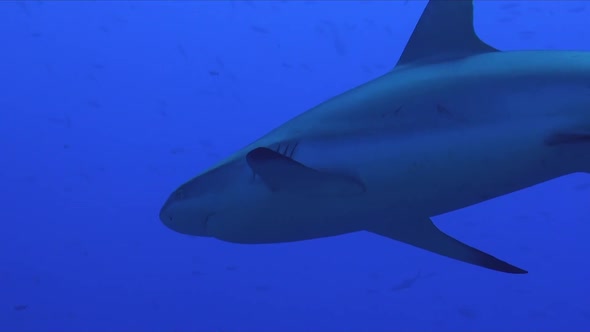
left=396, top=0, right=498, bottom=67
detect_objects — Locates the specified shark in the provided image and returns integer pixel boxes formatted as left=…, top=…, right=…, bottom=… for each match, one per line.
left=159, top=0, right=590, bottom=274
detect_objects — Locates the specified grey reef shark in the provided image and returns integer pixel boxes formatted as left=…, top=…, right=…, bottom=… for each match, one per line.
left=160, top=0, right=590, bottom=274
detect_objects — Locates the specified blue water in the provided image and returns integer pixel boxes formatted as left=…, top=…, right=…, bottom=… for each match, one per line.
left=1, top=1, right=590, bottom=331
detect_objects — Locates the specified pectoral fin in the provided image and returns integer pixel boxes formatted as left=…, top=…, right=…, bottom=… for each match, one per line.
left=246, top=147, right=365, bottom=196
left=368, top=218, right=527, bottom=274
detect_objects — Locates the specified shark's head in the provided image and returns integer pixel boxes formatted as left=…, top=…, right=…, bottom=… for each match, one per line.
left=158, top=144, right=368, bottom=243
left=159, top=156, right=257, bottom=238
left=158, top=185, right=211, bottom=237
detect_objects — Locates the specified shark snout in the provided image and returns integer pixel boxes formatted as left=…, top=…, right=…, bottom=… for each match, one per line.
left=159, top=201, right=181, bottom=232
left=159, top=198, right=212, bottom=237
left=158, top=203, right=174, bottom=225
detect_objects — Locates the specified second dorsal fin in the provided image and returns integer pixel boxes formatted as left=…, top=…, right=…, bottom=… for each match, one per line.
left=396, top=0, right=498, bottom=67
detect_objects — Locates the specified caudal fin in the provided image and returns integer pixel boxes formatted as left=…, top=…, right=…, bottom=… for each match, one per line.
left=368, top=218, right=527, bottom=274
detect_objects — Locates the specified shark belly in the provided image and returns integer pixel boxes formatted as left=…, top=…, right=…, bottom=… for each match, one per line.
left=386, top=123, right=589, bottom=218
left=205, top=189, right=376, bottom=244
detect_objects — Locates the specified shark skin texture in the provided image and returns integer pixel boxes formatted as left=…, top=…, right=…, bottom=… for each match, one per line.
left=160, top=0, right=590, bottom=274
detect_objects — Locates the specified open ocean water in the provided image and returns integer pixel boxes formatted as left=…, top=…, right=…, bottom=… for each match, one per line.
left=1, top=1, right=590, bottom=331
